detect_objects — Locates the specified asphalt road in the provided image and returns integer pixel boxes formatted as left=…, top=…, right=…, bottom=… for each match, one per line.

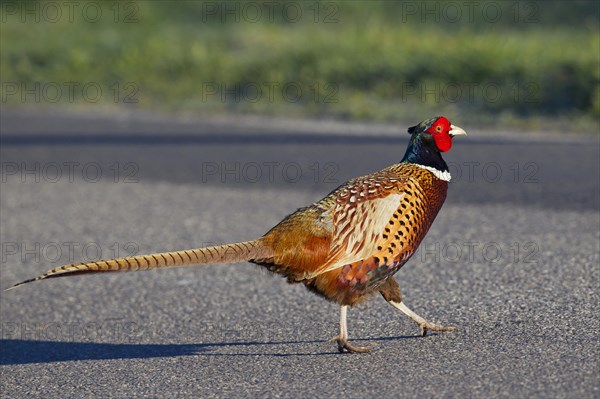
left=1, top=109, right=598, bottom=398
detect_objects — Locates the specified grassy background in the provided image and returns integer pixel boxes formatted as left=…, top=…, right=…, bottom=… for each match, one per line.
left=1, top=0, right=599, bottom=132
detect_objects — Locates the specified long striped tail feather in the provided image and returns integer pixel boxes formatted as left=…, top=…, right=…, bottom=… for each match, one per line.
left=5, top=239, right=272, bottom=291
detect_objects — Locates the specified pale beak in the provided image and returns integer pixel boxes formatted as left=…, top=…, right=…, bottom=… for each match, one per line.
left=449, top=124, right=467, bottom=137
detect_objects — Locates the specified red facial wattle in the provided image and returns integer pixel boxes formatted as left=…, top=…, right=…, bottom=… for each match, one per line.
left=427, top=117, right=453, bottom=152
left=433, top=132, right=452, bottom=152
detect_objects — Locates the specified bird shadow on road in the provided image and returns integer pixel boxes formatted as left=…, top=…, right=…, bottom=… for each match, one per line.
left=0, top=335, right=419, bottom=364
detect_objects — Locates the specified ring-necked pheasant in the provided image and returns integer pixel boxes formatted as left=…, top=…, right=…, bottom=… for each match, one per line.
left=6, top=116, right=466, bottom=353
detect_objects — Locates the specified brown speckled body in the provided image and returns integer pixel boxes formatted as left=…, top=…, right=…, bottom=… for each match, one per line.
left=254, top=163, right=448, bottom=306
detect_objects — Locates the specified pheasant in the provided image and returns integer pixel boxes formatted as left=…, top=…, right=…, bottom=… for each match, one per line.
left=6, top=116, right=466, bottom=353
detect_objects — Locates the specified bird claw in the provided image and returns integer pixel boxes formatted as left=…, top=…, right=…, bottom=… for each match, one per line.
left=331, top=336, right=373, bottom=353
left=418, top=322, right=458, bottom=336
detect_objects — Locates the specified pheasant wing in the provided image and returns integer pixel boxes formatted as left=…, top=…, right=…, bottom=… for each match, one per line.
left=310, top=174, right=409, bottom=277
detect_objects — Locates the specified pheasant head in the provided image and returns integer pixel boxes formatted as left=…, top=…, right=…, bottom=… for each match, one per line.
left=401, top=116, right=467, bottom=174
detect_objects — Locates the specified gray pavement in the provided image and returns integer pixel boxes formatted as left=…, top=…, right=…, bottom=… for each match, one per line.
left=0, top=109, right=599, bottom=398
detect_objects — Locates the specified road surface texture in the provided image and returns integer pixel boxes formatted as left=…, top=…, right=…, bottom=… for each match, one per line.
left=1, top=108, right=599, bottom=398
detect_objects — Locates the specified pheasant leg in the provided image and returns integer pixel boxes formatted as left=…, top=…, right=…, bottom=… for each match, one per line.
left=388, top=300, right=457, bottom=336
left=380, top=278, right=457, bottom=336
left=332, top=306, right=372, bottom=353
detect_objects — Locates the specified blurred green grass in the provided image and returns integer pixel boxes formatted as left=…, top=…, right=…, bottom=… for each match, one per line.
left=1, top=0, right=599, bottom=132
